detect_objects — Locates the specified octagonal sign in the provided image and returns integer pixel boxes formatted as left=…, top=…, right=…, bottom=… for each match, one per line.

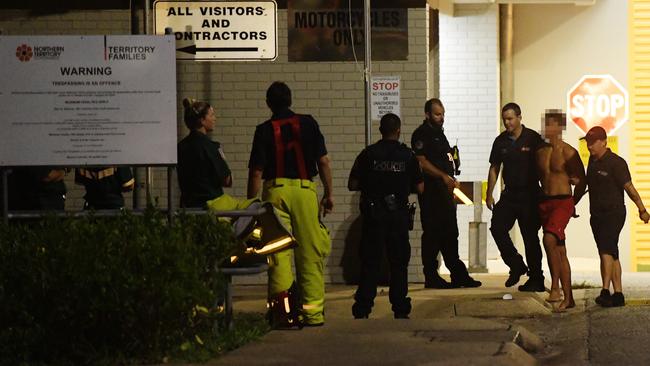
left=567, top=74, right=629, bottom=135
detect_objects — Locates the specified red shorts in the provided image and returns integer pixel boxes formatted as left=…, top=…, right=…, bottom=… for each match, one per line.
left=538, top=195, right=575, bottom=244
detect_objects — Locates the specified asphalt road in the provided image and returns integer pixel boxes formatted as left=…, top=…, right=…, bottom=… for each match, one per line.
left=515, top=289, right=650, bottom=365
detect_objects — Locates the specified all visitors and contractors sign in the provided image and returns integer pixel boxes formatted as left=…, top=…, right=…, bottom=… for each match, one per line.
left=567, top=74, right=629, bottom=135
left=0, top=35, right=177, bottom=166
left=154, top=0, right=278, bottom=61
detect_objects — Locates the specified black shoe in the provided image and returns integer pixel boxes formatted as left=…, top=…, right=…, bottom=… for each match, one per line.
left=394, top=313, right=410, bottom=319
left=518, top=278, right=545, bottom=292
left=505, top=265, right=528, bottom=287
left=595, top=289, right=612, bottom=307
left=424, top=275, right=453, bottom=289
left=611, top=292, right=625, bottom=307
left=354, top=314, right=369, bottom=319
left=451, top=277, right=482, bottom=288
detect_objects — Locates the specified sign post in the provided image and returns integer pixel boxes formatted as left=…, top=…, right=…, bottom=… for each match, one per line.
left=154, top=0, right=278, bottom=61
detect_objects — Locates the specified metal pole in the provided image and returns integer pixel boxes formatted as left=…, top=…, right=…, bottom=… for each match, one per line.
left=363, top=0, right=372, bottom=147
left=1, top=169, right=8, bottom=225
left=167, top=167, right=174, bottom=224
left=143, top=0, right=153, bottom=207
left=131, top=0, right=141, bottom=209
left=143, top=0, right=150, bottom=34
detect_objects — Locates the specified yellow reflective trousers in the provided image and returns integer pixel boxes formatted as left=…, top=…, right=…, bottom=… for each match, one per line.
left=263, top=178, right=331, bottom=325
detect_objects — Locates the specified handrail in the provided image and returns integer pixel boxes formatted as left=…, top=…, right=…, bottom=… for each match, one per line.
left=5, top=207, right=268, bottom=220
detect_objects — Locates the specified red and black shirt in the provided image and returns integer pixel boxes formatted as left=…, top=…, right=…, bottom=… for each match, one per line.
left=248, top=109, right=327, bottom=180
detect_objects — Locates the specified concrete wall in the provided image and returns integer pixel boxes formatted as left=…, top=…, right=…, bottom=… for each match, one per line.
left=0, top=7, right=432, bottom=283
left=512, top=0, right=630, bottom=268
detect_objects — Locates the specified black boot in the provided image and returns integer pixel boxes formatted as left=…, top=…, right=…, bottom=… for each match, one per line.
left=611, top=292, right=625, bottom=307
left=518, top=277, right=545, bottom=292
left=595, top=288, right=612, bottom=307
left=451, top=276, right=482, bottom=288
left=424, top=273, right=453, bottom=289
left=505, top=264, right=528, bottom=287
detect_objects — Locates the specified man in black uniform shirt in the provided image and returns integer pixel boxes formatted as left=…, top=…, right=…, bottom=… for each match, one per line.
left=583, top=126, right=649, bottom=307
left=349, top=113, right=424, bottom=319
left=486, top=103, right=545, bottom=292
left=75, top=167, right=134, bottom=209
left=411, top=98, right=481, bottom=288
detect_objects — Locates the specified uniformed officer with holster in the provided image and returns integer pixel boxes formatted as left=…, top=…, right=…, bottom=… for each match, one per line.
left=411, top=98, right=481, bottom=289
left=349, top=113, right=424, bottom=319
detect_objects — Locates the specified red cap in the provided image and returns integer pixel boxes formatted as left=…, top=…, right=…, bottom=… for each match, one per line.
left=580, top=126, right=607, bottom=144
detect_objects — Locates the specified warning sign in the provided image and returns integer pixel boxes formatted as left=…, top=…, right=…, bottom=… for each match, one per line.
left=371, top=76, right=400, bottom=120
left=153, top=0, right=277, bottom=61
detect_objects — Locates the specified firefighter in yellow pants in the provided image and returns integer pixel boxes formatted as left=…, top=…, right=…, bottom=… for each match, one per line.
left=247, top=82, right=334, bottom=327
left=206, top=193, right=256, bottom=212
left=263, top=179, right=331, bottom=325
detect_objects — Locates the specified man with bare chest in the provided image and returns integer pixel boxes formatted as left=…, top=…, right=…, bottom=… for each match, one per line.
left=535, top=111, right=586, bottom=312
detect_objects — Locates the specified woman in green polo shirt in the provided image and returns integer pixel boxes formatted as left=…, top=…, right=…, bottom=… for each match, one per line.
left=177, top=98, right=232, bottom=209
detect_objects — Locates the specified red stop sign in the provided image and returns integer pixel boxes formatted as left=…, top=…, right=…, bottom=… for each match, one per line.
left=567, top=74, right=629, bottom=135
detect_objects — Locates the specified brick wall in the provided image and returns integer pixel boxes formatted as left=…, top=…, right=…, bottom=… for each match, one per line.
left=0, top=7, right=431, bottom=283
left=438, top=4, right=500, bottom=259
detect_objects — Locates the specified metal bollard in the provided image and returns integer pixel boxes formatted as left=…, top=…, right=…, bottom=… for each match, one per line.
left=468, top=181, right=488, bottom=273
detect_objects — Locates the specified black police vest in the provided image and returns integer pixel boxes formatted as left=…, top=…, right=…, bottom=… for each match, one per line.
left=362, top=141, right=413, bottom=203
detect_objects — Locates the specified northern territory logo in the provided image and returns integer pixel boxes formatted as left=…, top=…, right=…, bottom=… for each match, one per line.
left=15, top=43, right=64, bottom=62
left=15, top=44, right=33, bottom=62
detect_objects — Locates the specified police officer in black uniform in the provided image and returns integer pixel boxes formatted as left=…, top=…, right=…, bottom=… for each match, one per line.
left=75, top=166, right=134, bottom=209
left=178, top=98, right=232, bottom=208
left=486, top=102, right=545, bottom=291
left=349, top=113, right=423, bottom=319
left=411, top=99, right=481, bottom=289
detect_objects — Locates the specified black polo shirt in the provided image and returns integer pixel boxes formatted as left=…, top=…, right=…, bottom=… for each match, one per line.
left=350, top=139, right=423, bottom=201
left=248, top=109, right=327, bottom=180
left=489, top=126, right=543, bottom=192
left=177, top=130, right=231, bottom=208
left=586, top=149, right=631, bottom=214
left=411, top=120, right=454, bottom=181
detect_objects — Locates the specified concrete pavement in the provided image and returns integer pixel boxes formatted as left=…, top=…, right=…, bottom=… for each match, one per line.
left=211, top=273, right=650, bottom=365
left=212, top=275, right=549, bottom=365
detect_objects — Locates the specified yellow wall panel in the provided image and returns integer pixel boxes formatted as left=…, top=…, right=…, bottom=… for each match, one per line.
left=630, top=0, right=650, bottom=271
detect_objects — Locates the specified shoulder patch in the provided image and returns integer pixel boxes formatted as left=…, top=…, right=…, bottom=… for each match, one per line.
left=413, top=140, right=424, bottom=150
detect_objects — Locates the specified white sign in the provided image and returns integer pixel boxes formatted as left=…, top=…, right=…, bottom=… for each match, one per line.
left=0, top=35, right=177, bottom=167
left=371, top=76, right=400, bottom=121
left=154, top=0, right=277, bottom=61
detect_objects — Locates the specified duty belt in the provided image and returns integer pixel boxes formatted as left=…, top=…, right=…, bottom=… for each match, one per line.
left=264, top=178, right=316, bottom=190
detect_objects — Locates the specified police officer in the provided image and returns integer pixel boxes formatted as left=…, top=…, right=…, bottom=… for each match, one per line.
left=247, top=81, right=333, bottom=327
left=486, top=102, right=545, bottom=291
left=412, top=98, right=481, bottom=288
left=177, top=97, right=232, bottom=209
left=75, top=166, right=134, bottom=209
left=349, top=113, right=424, bottom=319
